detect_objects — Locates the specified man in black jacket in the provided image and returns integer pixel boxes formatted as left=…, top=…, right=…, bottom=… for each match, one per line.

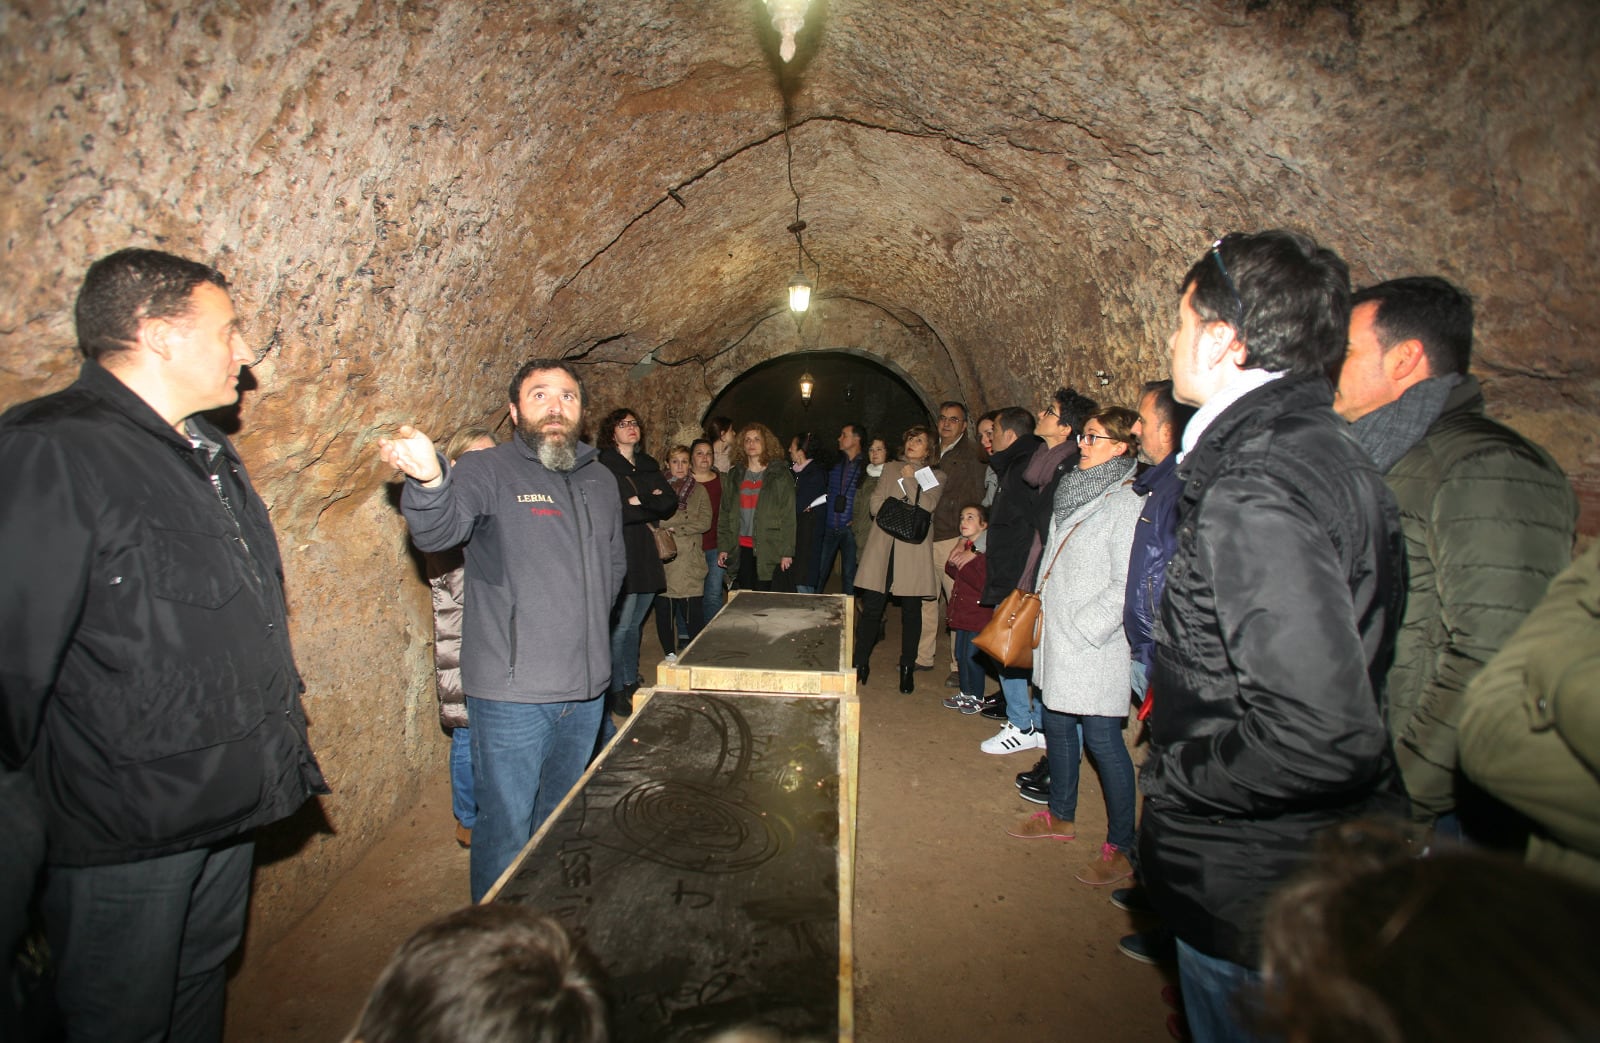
left=0, top=248, right=328, bottom=1041
left=975, top=407, right=1047, bottom=754
left=1140, top=231, right=1406, bottom=1042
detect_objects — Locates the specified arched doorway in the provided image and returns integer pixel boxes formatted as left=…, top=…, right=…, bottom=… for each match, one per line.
left=705, top=349, right=930, bottom=457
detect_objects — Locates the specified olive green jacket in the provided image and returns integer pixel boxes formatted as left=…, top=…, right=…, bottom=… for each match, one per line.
left=1460, top=540, right=1600, bottom=887
left=1383, top=377, right=1576, bottom=819
left=717, top=461, right=796, bottom=581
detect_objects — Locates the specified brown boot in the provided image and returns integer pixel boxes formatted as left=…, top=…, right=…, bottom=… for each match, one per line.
left=1076, top=842, right=1134, bottom=885
left=1006, top=809, right=1076, bottom=840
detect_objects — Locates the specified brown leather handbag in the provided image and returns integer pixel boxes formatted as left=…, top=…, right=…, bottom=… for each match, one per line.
left=972, top=522, right=1077, bottom=669
left=648, top=523, right=678, bottom=562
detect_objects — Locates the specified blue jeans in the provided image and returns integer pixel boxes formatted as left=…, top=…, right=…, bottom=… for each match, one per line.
left=701, top=548, right=725, bottom=624
left=450, top=725, right=476, bottom=829
left=608, top=591, right=656, bottom=693
left=44, top=839, right=254, bottom=1043
left=997, top=665, right=1040, bottom=731
left=1176, top=938, right=1274, bottom=1043
left=1041, top=709, right=1136, bottom=850
left=953, top=629, right=987, bottom=697
left=466, top=695, right=605, bottom=901
left=815, top=525, right=858, bottom=594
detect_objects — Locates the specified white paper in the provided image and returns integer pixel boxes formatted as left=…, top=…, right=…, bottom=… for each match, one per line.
left=807, top=494, right=828, bottom=509
left=913, top=466, right=940, bottom=491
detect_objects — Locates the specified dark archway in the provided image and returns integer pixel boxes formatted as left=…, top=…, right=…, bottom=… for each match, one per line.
left=705, top=349, right=930, bottom=458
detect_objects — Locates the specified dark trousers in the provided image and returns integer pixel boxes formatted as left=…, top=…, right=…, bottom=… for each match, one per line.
left=652, top=596, right=705, bottom=656
left=855, top=588, right=925, bottom=669
left=735, top=547, right=795, bottom=593
left=44, top=839, right=255, bottom=1043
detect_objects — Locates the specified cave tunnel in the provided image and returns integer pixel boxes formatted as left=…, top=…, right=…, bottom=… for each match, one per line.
left=704, top=348, right=932, bottom=455
left=2, top=0, right=1597, bottom=1027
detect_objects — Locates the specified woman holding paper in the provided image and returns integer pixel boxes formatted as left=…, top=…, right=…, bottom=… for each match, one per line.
left=853, top=425, right=945, bottom=693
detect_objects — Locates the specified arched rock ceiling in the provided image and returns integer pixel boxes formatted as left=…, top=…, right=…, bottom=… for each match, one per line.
left=2, top=0, right=1597, bottom=946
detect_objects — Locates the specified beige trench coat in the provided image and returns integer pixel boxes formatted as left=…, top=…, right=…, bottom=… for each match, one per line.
left=854, top=461, right=946, bottom=598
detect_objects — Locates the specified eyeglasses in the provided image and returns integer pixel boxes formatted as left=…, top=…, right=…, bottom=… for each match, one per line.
left=1210, top=235, right=1245, bottom=329
left=616, top=419, right=640, bottom=429
left=1077, top=433, right=1122, bottom=446
left=1042, top=406, right=1059, bottom=419
left=938, top=414, right=964, bottom=424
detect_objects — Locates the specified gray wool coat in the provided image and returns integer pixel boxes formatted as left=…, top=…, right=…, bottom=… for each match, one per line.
left=1033, top=475, right=1143, bottom=717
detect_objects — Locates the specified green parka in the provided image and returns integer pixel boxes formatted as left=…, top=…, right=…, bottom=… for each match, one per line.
left=717, top=460, right=796, bottom=582
left=1383, top=377, right=1576, bottom=819
left=1460, top=539, right=1600, bottom=887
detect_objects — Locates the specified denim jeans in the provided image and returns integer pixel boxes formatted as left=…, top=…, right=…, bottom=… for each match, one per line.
left=1041, top=709, right=1136, bottom=851
left=608, top=591, right=656, bottom=693
left=953, top=628, right=988, bottom=697
left=815, top=525, right=858, bottom=594
left=466, top=695, right=605, bottom=901
left=997, top=665, right=1040, bottom=731
left=44, top=839, right=254, bottom=1043
left=449, top=725, right=476, bottom=829
left=701, top=548, right=725, bottom=623
left=1176, top=938, right=1275, bottom=1043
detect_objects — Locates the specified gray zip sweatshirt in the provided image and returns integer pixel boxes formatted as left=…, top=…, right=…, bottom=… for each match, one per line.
left=401, top=436, right=625, bottom=703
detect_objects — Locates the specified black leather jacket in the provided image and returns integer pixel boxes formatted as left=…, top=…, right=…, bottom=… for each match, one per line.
left=0, top=362, right=327, bottom=866
left=1138, top=373, right=1408, bottom=966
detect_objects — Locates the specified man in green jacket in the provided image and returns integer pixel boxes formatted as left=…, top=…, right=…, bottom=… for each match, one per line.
left=1336, top=275, right=1577, bottom=834
left=1460, top=540, right=1600, bottom=886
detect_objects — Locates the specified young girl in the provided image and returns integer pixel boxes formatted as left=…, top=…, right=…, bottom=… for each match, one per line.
left=942, top=503, right=992, bottom=714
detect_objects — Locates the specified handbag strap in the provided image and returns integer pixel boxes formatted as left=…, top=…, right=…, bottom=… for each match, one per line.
left=1037, top=520, right=1081, bottom=587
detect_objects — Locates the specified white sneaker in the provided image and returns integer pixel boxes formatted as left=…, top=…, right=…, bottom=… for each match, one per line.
left=981, top=722, right=1044, bottom=755
left=663, top=652, right=677, bottom=663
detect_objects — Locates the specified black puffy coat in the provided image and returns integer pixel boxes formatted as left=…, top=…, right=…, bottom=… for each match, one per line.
left=0, top=362, right=327, bottom=866
left=1139, top=373, right=1408, bottom=967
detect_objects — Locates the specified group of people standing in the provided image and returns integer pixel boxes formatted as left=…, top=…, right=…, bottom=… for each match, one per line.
left=6, top=234, right=1596, bottom=1043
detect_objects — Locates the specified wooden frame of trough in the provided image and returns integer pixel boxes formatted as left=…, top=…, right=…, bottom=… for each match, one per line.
left=485, top=593, right=859, bottom=1042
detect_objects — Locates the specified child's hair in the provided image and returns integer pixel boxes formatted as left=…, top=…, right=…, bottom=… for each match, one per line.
left=1259, top=819, right=1600, bottom=1042
left=348, top=905, right=607, bottom=1043
left=959, top=503, right=989, bottom=524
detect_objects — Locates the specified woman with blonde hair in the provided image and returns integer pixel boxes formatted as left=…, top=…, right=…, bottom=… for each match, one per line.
left=854, top=424, right=945, bottom=693
left=716, top=423, right=796, bottom=592
left=653, top=444, right=712, bottom=658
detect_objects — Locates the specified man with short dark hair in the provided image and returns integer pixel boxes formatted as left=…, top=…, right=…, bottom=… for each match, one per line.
left=381, top=361, right=625, bottom=901
left=1141, top=230, right=1407, bottom=1041
left=976, top=406, right=1047, bottom=752
left=924, top=401, right=987, bottom=680
left=1088, top=378, right=1196, bottom=967
left=1337, top=275, right=1576, bottom=833
left=0, top=247, right=328, bottom=1041
left=815, top=422, right=867, bottom=594
left=1124, top=379, right=1195, bottom=704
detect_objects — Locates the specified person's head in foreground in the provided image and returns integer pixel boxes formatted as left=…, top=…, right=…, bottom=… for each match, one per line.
left=1259, top=820, right=1600, bottom=1043
left=348, top=904, right=607, bottom=1043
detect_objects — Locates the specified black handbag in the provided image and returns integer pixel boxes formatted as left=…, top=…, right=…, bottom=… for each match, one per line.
left=875, top=486, right=931, bottom=543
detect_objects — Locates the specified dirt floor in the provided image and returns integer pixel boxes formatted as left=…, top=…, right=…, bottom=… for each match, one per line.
left=225, top=610, right=1175, bottom=1042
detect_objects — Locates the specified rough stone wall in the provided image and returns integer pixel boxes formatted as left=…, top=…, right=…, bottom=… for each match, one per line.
left=2, top=0, right=1595, bottom=948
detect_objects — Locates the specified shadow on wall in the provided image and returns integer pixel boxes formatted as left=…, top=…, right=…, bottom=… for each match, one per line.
left=706, top=350, right=929, bottom=454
